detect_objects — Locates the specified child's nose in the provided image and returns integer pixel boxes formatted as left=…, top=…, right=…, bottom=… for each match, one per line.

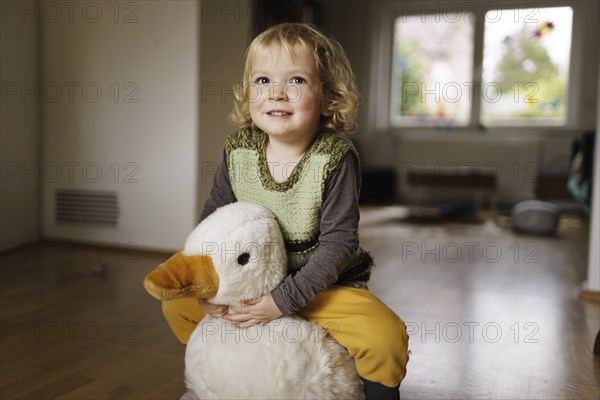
left=269, top=83, right=287, bottom=102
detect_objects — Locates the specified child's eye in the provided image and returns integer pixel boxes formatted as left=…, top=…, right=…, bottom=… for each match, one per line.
left=290, top=77, right=305, bottom=84
left=256, top=77, right=269, bottom=84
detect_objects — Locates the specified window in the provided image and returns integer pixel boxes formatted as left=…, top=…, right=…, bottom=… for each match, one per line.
left=480, top=7, right=573, bottom=126
left=388, top=5, right=573, bottom=128
left=390, top=13, right=474, bottom=127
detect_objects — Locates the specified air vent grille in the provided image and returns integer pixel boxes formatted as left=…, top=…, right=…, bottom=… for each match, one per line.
left=55, top=189, right=119, bottom=226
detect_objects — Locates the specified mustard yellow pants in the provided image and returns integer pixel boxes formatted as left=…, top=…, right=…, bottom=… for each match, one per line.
left=161, top=285, right=409, bottom=387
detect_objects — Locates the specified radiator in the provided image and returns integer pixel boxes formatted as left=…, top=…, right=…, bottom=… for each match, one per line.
left=395, top=136, right=540, bottom=204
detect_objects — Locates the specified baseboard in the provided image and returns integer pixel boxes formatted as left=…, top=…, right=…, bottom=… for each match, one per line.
left=0, top=239, right=41, bottom=256
left=579, top=289, right=600, bottom=302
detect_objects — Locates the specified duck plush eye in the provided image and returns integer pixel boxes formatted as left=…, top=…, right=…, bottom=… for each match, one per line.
left=237, top=252, right=250, bottom=266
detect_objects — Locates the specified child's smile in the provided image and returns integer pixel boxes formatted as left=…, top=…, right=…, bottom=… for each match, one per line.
left=266, top=110, right=292, bottom=117
left=248, top=45, right=328, bottom=143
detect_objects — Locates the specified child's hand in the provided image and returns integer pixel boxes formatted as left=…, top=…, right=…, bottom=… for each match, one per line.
left=197, top=298, right=228, bottom=319
left=223, top=295, right=283, bottom=328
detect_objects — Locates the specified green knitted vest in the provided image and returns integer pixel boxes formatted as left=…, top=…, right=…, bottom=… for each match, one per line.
left=226, top=129, right=373, bottom=281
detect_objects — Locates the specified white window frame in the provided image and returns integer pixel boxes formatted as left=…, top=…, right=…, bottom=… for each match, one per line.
left=368, top=0, right=583, bottom=133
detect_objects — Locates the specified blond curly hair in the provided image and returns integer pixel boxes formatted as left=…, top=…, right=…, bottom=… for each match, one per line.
left=230, top=23, right=359, bottom=135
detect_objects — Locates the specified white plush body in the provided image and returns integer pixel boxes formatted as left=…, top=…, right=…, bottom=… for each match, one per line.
left=180, top=203, right=364, bottom=399
left=185, top=316, right=363, bottom=399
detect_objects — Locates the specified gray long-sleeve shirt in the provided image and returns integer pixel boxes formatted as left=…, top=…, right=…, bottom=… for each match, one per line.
left=199, top=150, right=361, bottom=315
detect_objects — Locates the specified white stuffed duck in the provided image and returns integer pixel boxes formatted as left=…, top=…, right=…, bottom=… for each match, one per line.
left=144, top=202, right=364, bottom=399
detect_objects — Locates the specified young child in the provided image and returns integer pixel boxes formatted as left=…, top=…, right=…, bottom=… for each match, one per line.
left=162, top=23, right=409, bottom=400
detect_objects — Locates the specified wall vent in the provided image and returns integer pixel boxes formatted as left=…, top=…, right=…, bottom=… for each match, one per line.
left=55, top=189, right=119, bottom=227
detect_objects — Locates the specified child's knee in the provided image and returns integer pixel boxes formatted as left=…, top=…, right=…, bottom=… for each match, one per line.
left=373, top=315, right=409, bottom=355
left=356, top=315, right=409, bottom=387
left=362, top=313, right=409, bottom=380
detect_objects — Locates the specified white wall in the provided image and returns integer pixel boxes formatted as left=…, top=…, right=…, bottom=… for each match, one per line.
left=40, top=1, right=199, bottom=251
left=0, top=1, right=40, bottom=251
left=2, top=0, right=252, bottom=252
left=197, top=0, right=251, bottom=217
left=585, top=53, right=600, bottom=292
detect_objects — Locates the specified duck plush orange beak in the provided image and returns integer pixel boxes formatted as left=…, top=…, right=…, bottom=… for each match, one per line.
left=143, top=251, right=219, bottom=300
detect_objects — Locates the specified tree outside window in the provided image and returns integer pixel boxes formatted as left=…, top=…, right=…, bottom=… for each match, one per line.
left=481, top=7, right=573, bottom=126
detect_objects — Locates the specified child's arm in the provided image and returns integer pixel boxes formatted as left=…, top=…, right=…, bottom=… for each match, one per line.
left=223, top=295, right=283, bottom=328
left=199, top=150, right=237, bottom=222
left=226, top=153, right=360, bottom=322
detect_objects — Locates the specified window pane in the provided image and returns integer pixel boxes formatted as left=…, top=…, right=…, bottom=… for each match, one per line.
left=390, top=13, right=474, bottom=127
left=481, top=7, right=573, bottom=126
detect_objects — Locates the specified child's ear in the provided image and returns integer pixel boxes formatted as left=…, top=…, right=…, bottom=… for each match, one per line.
left=321, top=103, right=333, bottom=117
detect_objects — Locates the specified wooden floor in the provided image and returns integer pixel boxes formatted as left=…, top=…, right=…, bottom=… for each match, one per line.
left=1, top=207, right=599, bottom=399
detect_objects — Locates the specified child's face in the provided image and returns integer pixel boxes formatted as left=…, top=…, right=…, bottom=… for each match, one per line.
left=248, top=44, right=328, bottom=142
